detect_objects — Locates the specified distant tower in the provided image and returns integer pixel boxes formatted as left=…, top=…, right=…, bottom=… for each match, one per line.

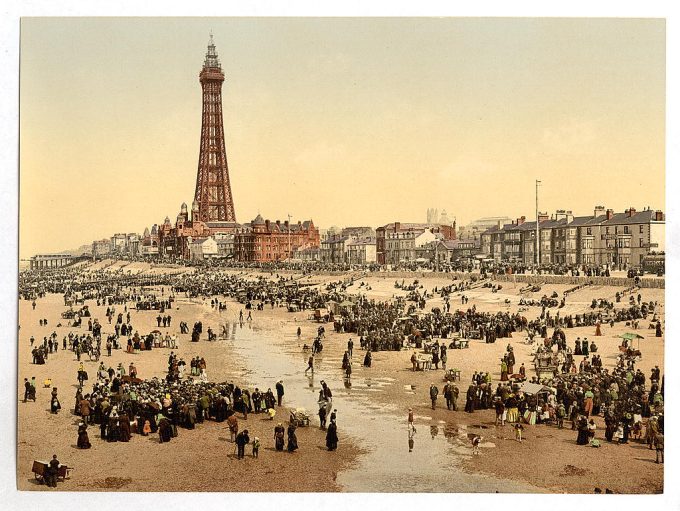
left=194, top=34, right=236, bottom=223
left=191, top=200, right=200, bottom=222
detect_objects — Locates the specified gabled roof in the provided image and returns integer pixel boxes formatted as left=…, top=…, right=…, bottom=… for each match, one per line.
left=567, top=215, right=598, bottom=227
left=439, top=240, right=459, bottom=250
left=538, top=218, right=571, bottom=229
left=604, top=209, right=657, bottom=225
left=517, top=221, right=539, bottom=231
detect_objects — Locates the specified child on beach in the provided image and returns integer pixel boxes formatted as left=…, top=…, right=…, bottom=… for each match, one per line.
left=252, top=437, right=260, bottom=458
left=472, top=435, right=482, bottom=455
left=514, top=423, right=524, bottom=442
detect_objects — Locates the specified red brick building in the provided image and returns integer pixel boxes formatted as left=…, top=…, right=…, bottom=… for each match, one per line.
left=157, top=202, right=215, bottom=259
left=234, top=215, right=320, bottom=262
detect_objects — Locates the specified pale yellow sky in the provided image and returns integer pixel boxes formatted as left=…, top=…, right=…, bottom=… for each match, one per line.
left=19, top=17, right=665, bottom=258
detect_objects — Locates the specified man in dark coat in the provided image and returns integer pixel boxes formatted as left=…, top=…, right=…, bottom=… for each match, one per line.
left=443, top=383, right=452, bottom=410
left=276, top=381, right=284, bottom=406
left=465, top=384, right=476, bottom=413
left=235, top=429, right=250, bottom=459
left=46, top=455, right=60, bottom=488
left=429, top=384, right=439, bottom=410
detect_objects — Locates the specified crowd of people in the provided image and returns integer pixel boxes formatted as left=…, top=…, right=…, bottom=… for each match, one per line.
left=20, top=259, right=665, bottom=492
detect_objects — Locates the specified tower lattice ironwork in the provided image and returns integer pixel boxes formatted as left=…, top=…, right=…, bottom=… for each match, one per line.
left=194, top=35, right=236, bottom=223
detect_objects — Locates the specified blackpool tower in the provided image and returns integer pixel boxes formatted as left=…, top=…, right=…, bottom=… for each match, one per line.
left=193, top=35, right=237, bottom=223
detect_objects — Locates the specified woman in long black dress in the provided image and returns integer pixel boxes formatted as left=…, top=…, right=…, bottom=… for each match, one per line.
left=158, top=417, right=173, bottom=443
left=274, top=423, right=285, bottom=451
left=287, top=424, right=298, bottom=452
left=108, top=416, right=121, bottom=442
left=119, top=414, right=131, bottom=442
left=576, top=416, right=590, bottom=445
left=77, top=422, right=91, bottom=449
left=326, top=420, right=338, bottom=451
left=50, top=387, right=61, bottom=414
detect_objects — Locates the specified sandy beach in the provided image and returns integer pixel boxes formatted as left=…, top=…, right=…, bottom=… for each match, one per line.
left=17, top=262, right=664, bottom=493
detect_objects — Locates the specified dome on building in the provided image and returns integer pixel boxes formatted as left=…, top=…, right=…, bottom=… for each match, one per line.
left=143, top=227, right=150, bottom=237
left=253, top=214, right=265, bottom=225
left=192, top=200, right=199, bottom=211
left=151, top=224, right=158, bottom=235
left=181, top=202, right=188, bottom=213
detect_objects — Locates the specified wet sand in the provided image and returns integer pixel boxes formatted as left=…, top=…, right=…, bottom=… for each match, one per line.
left=17, top=262, right=664, bottom=493
left=17, top=290, right=362, bottom=492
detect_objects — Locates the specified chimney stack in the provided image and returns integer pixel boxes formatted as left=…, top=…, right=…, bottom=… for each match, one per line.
left=594, top=205, right=605, bottom=218
left=606, top=209, right=614, bottom=220
left=628, top=207, right=636, bottom=217
left=655, top=210, right=664, bottom=221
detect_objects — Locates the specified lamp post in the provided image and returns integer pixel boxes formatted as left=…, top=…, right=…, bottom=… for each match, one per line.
left=287, top=213, right=292, bottom=261
left=536, top=179, right=541, bottom=270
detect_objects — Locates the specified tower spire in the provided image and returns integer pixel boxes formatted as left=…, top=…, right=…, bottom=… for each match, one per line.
left=204, top=32, right=221, bottom=70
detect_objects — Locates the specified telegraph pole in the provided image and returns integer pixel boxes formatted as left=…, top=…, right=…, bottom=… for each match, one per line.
left=536, top=180, right=541, bottom=268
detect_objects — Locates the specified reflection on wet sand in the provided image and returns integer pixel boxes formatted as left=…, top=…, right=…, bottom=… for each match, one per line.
left=219, top=307, right=538, bottom=493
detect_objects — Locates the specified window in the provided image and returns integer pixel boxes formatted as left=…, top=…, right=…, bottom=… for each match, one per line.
left=640, top=225, right=644, bottom=233
left=587, top=227, right=592, bottom=235
left=624, top=226, right=629, bottom=234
